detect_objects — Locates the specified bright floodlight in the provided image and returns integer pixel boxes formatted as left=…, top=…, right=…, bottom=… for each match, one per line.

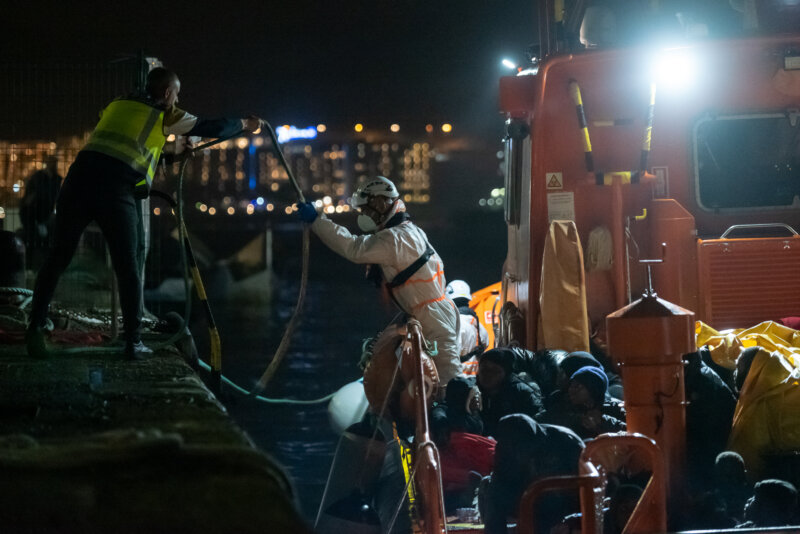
left=652, top=50, right=697, bottom=92
left=502, top=58, right=517, bottom=70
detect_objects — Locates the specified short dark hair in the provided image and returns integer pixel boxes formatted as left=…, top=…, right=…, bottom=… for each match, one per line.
left=145, top=67, right=178, bottom=99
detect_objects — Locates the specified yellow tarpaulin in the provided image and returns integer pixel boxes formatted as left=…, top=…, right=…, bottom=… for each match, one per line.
left=538, top=220, right=590, bottom=353
left=696, top=320, right=800, bottom=370
left=697, top=320, right=800, bottom=481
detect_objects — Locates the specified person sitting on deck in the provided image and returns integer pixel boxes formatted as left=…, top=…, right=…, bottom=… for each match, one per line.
left=539, top=365, right=626, bottom=440
left=739, top=479, right=798, bottom=528
left=480, top=413, right=584, bottom=534
left=429, top=408, right=495, bottom=514
left=544, top=351, right=626, bottom=421
left=445, top=279, right=489, bottom=377
left=436, top=375, right=483, bottom=435
left=475, top=348, right=543, bottom=438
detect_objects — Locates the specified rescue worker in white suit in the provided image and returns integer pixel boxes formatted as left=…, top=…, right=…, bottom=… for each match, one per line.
left=446, top=280, right=489, bottom=376
left=295, top=176, right=462, bottom=385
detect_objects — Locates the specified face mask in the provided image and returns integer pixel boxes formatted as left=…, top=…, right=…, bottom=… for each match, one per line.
left=357, top=214, right=378, bottom=233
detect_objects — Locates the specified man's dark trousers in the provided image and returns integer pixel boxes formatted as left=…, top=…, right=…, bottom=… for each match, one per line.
left=29, top=151, right=143, bottom=343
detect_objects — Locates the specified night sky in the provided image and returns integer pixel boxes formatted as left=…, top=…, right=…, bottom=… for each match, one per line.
left=5, top=1, right=536, bottom=136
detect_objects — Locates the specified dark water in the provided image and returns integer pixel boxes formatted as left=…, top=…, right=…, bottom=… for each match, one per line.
left=189, top=210, right=506, bottom=520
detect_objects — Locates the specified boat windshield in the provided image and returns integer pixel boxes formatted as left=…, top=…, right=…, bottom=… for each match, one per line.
left=577, top=0, right=796, bottom=49
left=694, top=112, right=800, bottom=210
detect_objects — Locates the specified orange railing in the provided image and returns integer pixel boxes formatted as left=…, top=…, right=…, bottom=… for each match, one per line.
left=517, top=432, right=666, bottom=534
left=405, top=318, right=446, bottom=534
left=516, top=460, right=606, bottom=534
left=582, top=433, right=666, bottom=534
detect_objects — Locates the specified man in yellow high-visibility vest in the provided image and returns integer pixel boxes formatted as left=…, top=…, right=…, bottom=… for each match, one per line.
left=27, top=67, right=263, bottom=360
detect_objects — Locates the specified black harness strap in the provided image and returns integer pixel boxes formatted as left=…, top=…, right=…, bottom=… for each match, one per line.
left=386, top=244, right=435, bottom=289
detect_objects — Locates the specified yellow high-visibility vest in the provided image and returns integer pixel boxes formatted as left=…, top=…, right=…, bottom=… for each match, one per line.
left=83, top=99, right=166, bottom=195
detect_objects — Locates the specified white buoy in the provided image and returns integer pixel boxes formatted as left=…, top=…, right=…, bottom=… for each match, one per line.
left=328, top=379, right=369, bottom=435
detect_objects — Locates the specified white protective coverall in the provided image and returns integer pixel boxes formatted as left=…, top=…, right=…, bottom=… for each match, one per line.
left=458, top=312, right=489, bottom=376
left=310, top=215, right=462, bottom=384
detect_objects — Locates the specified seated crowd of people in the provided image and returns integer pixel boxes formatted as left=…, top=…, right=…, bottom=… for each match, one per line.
left=426, top=341, right=800, bottom=533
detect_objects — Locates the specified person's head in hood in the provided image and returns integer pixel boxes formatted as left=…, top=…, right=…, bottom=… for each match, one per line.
left=559, top=351, right=602, bottom=390
left=744, top=479, right=798, bottom=527
left=478, top=348, right=515, bottom=395
left=568, top=366, right=608, bottom=409
left=446, top=376, right=481, bottom=415
left=444, top=375, right=483, bottom=434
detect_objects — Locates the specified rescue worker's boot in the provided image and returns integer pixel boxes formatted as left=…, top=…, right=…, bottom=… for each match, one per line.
left=25, top=326, right=49, bottom=359
left=125, top=340, right=153, bottom=361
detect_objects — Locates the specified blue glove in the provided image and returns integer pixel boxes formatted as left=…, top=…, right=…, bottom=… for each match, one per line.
left=296, top=201, right=318, bottom=223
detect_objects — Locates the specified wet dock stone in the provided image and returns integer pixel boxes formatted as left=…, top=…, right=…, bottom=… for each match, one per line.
left=0, top=346, right=311, bottom=533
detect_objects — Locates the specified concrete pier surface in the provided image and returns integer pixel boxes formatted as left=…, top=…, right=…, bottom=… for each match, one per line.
left=0, top=345, right=311, bottom=533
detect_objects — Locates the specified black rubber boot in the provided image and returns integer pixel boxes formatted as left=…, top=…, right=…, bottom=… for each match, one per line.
left=25, top=327, right=49, bottom=359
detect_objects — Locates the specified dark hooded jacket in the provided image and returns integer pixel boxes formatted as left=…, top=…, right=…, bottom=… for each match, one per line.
left=483, top=414, right=585, bottom=534
left=442, top=376, right=483, bottom=435
left=479, top=349, right=544, bottom=437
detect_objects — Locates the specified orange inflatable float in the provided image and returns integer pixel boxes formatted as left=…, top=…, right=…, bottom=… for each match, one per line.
left=362, top=322, right=439, bottom=424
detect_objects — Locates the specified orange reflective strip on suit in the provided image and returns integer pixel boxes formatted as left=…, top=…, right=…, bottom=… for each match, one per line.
left=462, top=360, right=478, bottom=376
left=411, top=293, right=447, bottom=311
left=395, top=261, right=444, bottom=287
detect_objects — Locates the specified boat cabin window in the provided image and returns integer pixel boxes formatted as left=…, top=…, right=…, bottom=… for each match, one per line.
left=694, top=113, right=800, bottom=211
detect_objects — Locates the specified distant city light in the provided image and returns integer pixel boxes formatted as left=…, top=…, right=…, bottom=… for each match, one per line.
left=325, top=206, right=335, bottom=214
left=441, top=123, right=453, bottom=133
left=12, top=182, right=21, bottom=193
left=256, top=196, right=265, bottom=205
left=277, top=125, right=318, bottom=143
left=323, top=196, right=332, bottom=205
left=314, top=199, right=323, bottom=208
left=390, top=124, right=400, bottom=133
left=317, top=124, right=327, bottom=133
left=284, top=206, right=293, bottom=215
left=227, top=207, right=235, bottom=215
left=502, top=58, right=517, bottom=70
left=266, top=203, right=274, bottom=212
left=246, top=204, right=255, bottom=214
left=166, top=134, right=176, bottom=142
left=335, top=205, right=343, bottom=213
left=354, top=123, right=364, bottom=132
left=208, top=207, right=217, bottom=215
left=425, top=124, right=434, bottom=133
left=236, top=138, right=249, bottom=149
left=153, top=207, right=161, bottom=216
left=199, top=204, right=208, bottom=212
left=0, top=207, right=6, bottom=219
left=479, top=199, right=487, bottom=206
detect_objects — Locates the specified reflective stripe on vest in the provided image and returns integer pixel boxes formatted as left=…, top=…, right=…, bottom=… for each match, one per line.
left=83, top=99, right=166, bottom=191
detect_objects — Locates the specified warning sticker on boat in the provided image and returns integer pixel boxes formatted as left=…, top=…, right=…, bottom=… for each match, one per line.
left=546, top=172, right=563, bottom=189
left=547, top=192, right=575, bottom=222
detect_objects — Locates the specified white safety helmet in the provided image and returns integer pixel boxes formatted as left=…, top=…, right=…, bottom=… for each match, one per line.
left=446, top=280, right=472, bottom=301
left=350, top=176, right=399, bottom=208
